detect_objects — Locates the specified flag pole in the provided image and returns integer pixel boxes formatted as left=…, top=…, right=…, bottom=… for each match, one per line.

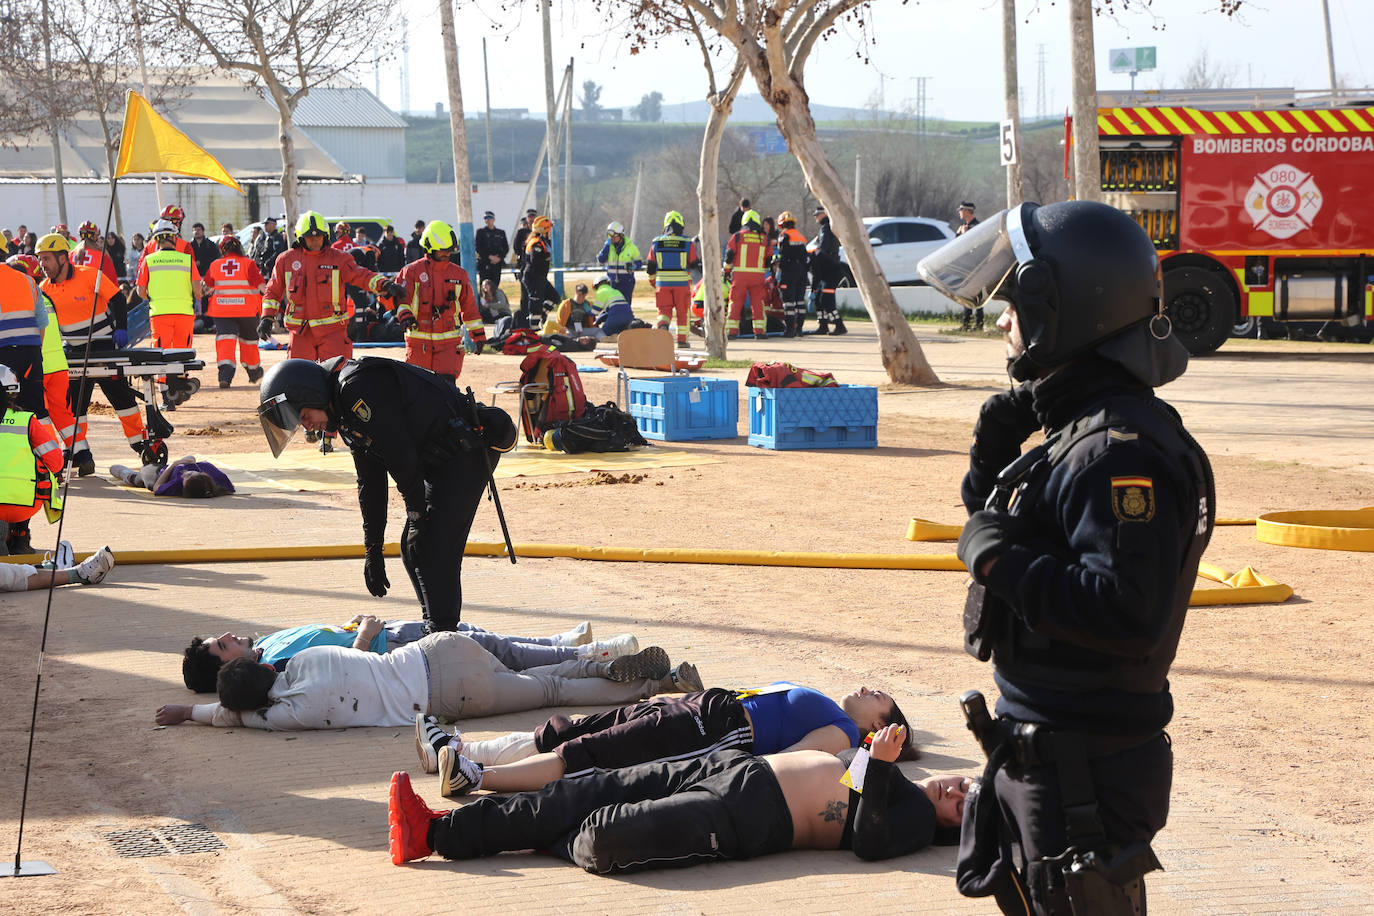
left=6, top=181, right=121, bottom=880
left=127, top=0, right=162, bottom=207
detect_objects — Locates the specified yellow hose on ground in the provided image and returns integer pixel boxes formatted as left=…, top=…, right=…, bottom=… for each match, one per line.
left=1255, top=509, right=1374, bottom=552
left=907, top=516, right=1256, bottom=542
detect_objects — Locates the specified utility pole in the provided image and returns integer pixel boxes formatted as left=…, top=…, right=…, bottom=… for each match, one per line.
left=915, top=77, right=930, bottom=140
left=40, top=0, right=68, bottom=225
left=854, top=155, right=862, bottom=209
left=129, top=0, right=162, bottom=210
left=1321, top=0, right=1339, bottom=105
left=1002, top=0, right=1024, bottom=208
left=438, top=0, right=475, bottom=273
left=561, top=60, right=573, bottom=264
left=629, top=163, right=643, bottom=247
left=482, top=38, right=495, bottom=182
left=400, top=15, right=410, bottom=114
left=1068, top=0, right=1101, bottom=202
left=1036, top=44, right=1048, bottom=121
left=541, top=0, right=562, bottom=271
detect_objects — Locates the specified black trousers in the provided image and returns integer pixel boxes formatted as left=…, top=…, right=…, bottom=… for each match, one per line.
left=0, top=345, right=47, bottom=418
left=536, top=688, right=752, bottom=776
left=431, top=750, right=793, bottom=874
left=399, top=451, right=494, bottom=633
left=991, top=733, right=1171, bottom=915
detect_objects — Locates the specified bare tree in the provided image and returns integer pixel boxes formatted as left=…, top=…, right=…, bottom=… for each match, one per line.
left=1177, top=47, right=1238, bottom=90
left=156, top=0, right=396, bottom=237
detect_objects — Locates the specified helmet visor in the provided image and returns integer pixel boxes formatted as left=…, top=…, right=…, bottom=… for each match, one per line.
left=257, top=393, right=303, bottom=458
left=917, top=209, right=1019, bottom=308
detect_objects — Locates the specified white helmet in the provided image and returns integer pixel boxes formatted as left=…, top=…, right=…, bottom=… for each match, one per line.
left=150, top=218, right=179, bottom=240
left=0, top=365, right=18, bottom=394
left=606, top=221, right=625, bottom=237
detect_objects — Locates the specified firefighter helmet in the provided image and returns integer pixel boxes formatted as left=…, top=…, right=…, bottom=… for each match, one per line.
left=256, top=358, right=337, bottom=458
left=663, top=211, right=684, bottom=231
left=218, top=234, right=244, bottom=256
left=296, top=211, right=329, bottom=238
left=593, top=274, right=612, bottom=288
left=334, top=220, right=351, bottom=236
left=742, top=209, right=761, bottom=229
left=606, top=221, right=625, bottom=237
left=50, top=223, right=71, bottom=239
left=918, top=200, right=1169, bottom=382
left=777, top=211, right=795, bottom=227
left=150, top=218, right=179, bottom=241
left=77, top=220, right=99, bottom=240
left=160, top=204, right=185, bottom=225
left=532, top=216, right=553, bottom=236
left=420, top=220, right=458, bottom=254
left=7, top=254, right=40, bottom=279
left=35, top=233, right=71, bottom=254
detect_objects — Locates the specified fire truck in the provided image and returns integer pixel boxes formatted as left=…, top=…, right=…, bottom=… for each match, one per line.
left=1097, top=104, right=1374, bottom=353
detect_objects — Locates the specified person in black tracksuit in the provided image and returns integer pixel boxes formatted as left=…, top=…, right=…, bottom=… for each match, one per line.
left=511, top=209, right=536, bottom=311
left=377, top=226, right=407, bottom=273
left=807, top=206, right=845, bottom=335
left=256, top=358, right=516, bottom=632
left=474, top=211, right=509, bottom=304
left=920, top=201, right=1214, bottom=916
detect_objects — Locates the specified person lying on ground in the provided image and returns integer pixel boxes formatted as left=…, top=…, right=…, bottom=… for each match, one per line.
left=388, top=724, right=969, bottom=872
left=154, top=623, right=690, bottom=731
left=417, top=681, right=914, bottom=798
left=180, top=616, right=638, bottom=692
left=109, top=455, right=234, bottom=498
left=0, top=543, right=114, bottom=592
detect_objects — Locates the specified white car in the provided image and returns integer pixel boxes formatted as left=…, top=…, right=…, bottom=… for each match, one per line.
left=837, top=216, right=958, bottom=286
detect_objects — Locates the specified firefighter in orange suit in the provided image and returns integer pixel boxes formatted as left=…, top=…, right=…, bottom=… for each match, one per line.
left=203, top=234, right=265, bottom=388
left=259, top=211, right=401, bottom=452
left=36, top=234, right=151, bottom=475
left=723, top=209, right=773, bottom=339
left=393, top=220, right=485, bottom=384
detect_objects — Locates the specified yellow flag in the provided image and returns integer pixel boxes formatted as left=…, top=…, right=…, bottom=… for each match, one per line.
left=114, top=90, right=244, bottom=194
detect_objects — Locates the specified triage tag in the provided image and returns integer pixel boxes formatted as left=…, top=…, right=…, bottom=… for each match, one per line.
left=689, top=386, right=701, bottom=404
left=840, top=733, right=876, bottom=794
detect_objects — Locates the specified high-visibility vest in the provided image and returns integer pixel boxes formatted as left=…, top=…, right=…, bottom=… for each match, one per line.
left=205, top=255, right=264, bottom=318
left=42, top=265, right=116, bottom=341
left=728, top=229, right=771, bottom=274
left=649, top=234, right=694, bottom=287
left=145, top=249, right=195, bottom=317
left=598, top=239, right=641, bottom=281
left=0, top=410, right=39, bottom=507
left=0, top=267, right=44, bottom=347
left=40, top=294, right=66, bottom=373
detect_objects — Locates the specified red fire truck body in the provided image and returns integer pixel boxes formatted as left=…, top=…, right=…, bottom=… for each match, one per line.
left=1097, top=105, right=1374, bottom=353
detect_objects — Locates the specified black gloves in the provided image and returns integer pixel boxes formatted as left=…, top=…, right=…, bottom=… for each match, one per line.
left=398, top=312, right=417, bottom=331
left=257, top=316, right=275, bottom=340
left=971, top=386, right=1039, bottom=471
left=363, top=546, right=389, bottom=597
left=383, top=280, right=405, bottom=301
left=421, top=417, right=485, bottom=465
left=471, top=341, right=484, bottom=356
left=957, top=510, right=1026, bottom=585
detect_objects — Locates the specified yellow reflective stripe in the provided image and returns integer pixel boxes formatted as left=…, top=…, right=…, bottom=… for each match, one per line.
left=462, top=318, right=483, bottom=332
left=1112, top=107, right=1144, bottom=135
left=405, top=329, right=464, bottom=341
left=1292, top=110, right=1321, bottom=132
left=1346, top=109, right=1373, bottom=131
left=1316, top=110, right=1347, bottom=132
left=1160, top=107, right=1194, bottom=134
left=1185, top=108, right=1220, bottom=134
left=1265, top=111, right=1297, bottom=133
left=1240, top=111, right=1271, bottom=133
left=1098, top=113, right=1119, bottom=135
left=1135, top=107, right=1168, bottom=134
left=1214, top=111, right=1244, bottom=133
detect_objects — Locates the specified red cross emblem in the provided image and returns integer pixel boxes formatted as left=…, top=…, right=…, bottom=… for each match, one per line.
left=219, top=259, right=241, bottom=277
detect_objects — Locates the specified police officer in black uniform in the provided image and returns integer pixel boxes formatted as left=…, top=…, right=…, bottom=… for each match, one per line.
left=257, top=358, right=516, bottom=632
left=917, top=200, right=1215, bottom=915
left=474, top=210, right=509, bottom=303
left=807, top=205, right=845, bottom=336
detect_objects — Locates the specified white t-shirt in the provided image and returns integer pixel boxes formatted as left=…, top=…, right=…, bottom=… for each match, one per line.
left=192, top=643, right=428, bottom=730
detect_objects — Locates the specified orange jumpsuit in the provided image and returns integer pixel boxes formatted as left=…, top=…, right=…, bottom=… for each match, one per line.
left=262, top=245, right=388, bottom=361
left=394, top=257, right=484, bottom=381
left=724, top=228, right=773, bottom=338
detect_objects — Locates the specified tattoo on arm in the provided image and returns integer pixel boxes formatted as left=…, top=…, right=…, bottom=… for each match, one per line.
left=820, top=800, right=848, bottom=823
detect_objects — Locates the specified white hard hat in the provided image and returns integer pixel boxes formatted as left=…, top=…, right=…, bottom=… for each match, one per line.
left=0, top=365, right=18, bottom=393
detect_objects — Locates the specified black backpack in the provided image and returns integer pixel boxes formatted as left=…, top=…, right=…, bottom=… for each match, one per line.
left=544, top=401, right=648, bottom=453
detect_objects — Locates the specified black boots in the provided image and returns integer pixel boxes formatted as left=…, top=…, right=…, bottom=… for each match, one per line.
left=829, top=317, right=847, bottom=335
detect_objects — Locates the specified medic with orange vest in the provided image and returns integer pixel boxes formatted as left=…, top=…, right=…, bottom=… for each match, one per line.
left=723, top=209, right=774, bottom=339
left=392, top=220, right=484, bottom=384
left=203, top=234, right=266, bottom=388
left=259, top=211, right=401, bottom=453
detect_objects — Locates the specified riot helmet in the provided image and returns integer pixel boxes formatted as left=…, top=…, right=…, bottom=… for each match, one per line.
left=918, top=200, right=1171, bottom=382
left=256, top=358, right=336, bottom=457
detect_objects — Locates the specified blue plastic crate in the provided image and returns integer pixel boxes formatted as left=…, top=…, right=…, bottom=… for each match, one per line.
left=747, top=385, right=878, bottom=450
left=627, top=376, right=738, bottom=441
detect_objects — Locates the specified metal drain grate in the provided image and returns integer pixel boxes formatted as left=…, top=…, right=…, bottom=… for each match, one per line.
left=104, top=823, right=227, bottom=858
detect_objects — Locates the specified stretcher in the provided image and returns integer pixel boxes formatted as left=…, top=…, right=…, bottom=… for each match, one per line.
left=65, top=346, right=205, bottom=465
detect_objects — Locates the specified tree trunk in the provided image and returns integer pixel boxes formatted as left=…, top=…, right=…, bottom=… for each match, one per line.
left=439, top=0, right=476, bottom=272
left=266, top=79, right=300, bottom=241
left=1002, top=0, right=1023, bottom=208
left=772, top=96, right=939, bottom=384
left=697, top=61, right=744, bottom=359
left=1068, top=0, right=1101, bottom=203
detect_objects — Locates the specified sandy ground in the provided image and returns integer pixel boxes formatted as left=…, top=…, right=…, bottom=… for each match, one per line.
left=3, top=321, right=1374, bottom=914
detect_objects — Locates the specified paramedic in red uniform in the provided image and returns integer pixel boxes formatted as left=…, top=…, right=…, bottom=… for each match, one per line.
left=393, top=220, right=485, bottom=384
left=69, top=221, right=120, bottom=285
left=723, top=209, right=773, bottom=339
left=203, top=235, right=266, bottom=388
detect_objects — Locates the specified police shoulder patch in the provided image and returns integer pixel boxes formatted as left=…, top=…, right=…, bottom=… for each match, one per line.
left=351, top=398, right=372, bottom=422
left=1111, top=476, right=1154, bottom=522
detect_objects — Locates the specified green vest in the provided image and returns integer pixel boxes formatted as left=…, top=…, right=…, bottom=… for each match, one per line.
left=0, top=410, right=38, bottom=507
left=145, top=249, right=195, bottom=316
left=40, top=294, right=67, bottom=373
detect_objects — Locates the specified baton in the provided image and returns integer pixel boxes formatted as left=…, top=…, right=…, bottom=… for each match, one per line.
left=465, top=387, right=517, bottom=564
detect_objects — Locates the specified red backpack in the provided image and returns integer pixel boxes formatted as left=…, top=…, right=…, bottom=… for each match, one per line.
left=745, top=361, right=838, bottom=388
left=517, top=350, right=588, bottom=440
left=501, top=328, right=546, bottom=355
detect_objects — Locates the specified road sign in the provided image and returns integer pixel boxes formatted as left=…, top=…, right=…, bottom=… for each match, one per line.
left=1109, top=46, right=1157, bottom=74
left=999, top=119, right=1018, bottom=166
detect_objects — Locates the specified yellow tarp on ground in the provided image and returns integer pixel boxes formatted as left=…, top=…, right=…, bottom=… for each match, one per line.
left=199, top=445, right=719, bottom=492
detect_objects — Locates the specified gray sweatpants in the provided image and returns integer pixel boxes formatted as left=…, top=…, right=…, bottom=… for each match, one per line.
left=386, top=620, right=576, bottom=670
left=419, top=632, right=656, bottom=720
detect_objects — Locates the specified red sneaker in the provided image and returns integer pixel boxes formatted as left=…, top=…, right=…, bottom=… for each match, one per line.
left=388, top=771, right=448, bottom=865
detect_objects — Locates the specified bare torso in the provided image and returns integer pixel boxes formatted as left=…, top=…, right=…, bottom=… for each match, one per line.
left=765, top=750, right=851, bottom=850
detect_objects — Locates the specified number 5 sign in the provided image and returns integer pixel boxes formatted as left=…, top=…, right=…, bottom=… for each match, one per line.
left=999, top=119, right=1019, bottom=166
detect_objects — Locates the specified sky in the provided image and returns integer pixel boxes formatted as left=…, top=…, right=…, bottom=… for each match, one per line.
left=368, top=0, right=1374, bottom=123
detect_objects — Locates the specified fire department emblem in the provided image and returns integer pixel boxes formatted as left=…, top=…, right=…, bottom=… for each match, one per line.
left=1246, top=163, right=1321, bottom=240
left=420, top=272, right=429, bottom=283
left=1111, top=476, right=1155, bottom=522
left=291, top=260, right=301, bottom=270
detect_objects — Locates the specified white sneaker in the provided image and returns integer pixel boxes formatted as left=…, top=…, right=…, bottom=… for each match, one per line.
left=40, top=540, right=74, bottom=571
left=415, top=713, right=452, bottom=774
left=438, top=746, right=484, bottom=797
left=580, top=634, right=638, bottom=661
left=553, top=621, right=593, bottom=647
left=74, top=546, right=115, bottom=585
